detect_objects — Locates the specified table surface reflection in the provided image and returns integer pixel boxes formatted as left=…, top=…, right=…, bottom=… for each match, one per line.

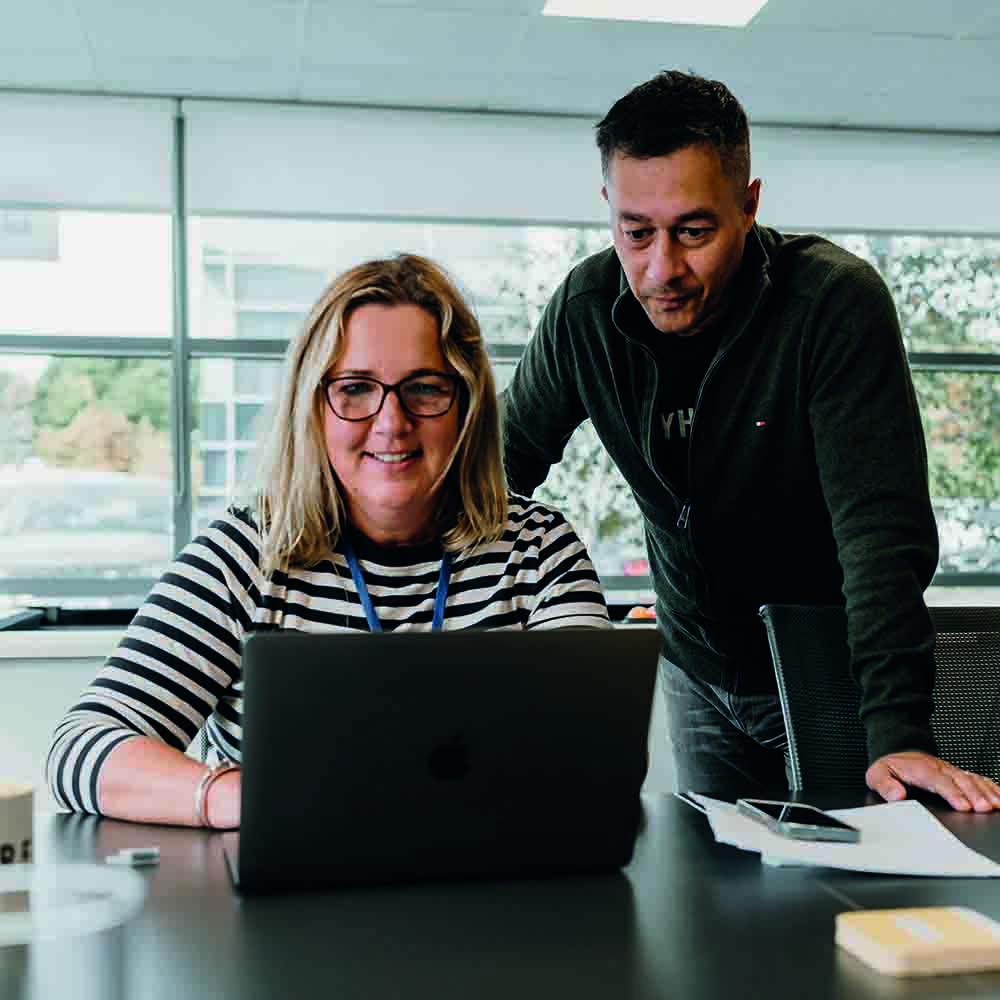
left=9, top=790, right=1000, bottom=1000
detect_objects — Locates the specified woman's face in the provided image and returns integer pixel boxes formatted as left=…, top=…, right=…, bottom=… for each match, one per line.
left=323, top=302, right=462, bottom=545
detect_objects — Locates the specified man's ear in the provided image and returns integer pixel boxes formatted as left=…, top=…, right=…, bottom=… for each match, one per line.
left=742, top=178, right=761, bottom=230
left=601, top=184, right=609, bottom=204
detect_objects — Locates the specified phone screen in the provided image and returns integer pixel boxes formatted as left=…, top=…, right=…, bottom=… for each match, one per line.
left=742, top=800, right=857, bottom=830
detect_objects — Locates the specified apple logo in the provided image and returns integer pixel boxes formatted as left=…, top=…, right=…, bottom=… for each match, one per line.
left=428, top=733, right=470, bottom=781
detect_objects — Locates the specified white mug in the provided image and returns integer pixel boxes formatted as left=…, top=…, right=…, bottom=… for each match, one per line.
left=0, top=782, right=32, bottom=867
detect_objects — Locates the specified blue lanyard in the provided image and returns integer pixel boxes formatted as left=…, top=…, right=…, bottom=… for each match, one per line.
left=343, top=537, right=452, bottom=633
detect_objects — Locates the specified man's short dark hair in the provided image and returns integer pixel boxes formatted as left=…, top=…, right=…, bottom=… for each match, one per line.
left=595, top=70, right=750, bottom=189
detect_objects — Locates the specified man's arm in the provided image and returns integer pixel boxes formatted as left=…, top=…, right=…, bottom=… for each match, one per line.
left=502, top=276, right=589, bottom=496
left=806, top=258, right=1000, bottom=811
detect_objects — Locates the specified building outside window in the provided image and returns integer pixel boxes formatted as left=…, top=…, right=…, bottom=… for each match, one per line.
left=0, top=210, right=174, bottom=607
left=1, top=215, right=998, bottom=610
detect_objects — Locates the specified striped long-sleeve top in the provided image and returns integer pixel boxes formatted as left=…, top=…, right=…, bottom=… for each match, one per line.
left=47, top=494, right=609, bottom=814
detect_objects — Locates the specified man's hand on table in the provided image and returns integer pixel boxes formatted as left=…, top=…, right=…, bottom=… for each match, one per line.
left=866, top=751, right=1000, bottom=812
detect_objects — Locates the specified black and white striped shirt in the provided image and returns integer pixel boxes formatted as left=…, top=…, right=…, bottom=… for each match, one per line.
left=47, top=495, right=609, bottom=814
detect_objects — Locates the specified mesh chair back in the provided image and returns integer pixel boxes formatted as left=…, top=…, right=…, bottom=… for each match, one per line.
left=758, top=604, right=868, bottom=790
left=759, top=603, right=1000, bottom=790
left=928, top=605, right=1000, bottom=782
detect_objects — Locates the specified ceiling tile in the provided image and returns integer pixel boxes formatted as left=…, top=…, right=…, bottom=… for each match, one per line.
left=509, top=16, right=620, bottom=70
left=521, top=20, right=755, bottom=86
left=94, top=58, right=305, bottom=100
left=0, top=0, right=995, bottom=134
left=839, top=93, right=1000, bottom=131
left=301, top=65, right=460, bottom=106
left=82, top=0, right=306, bottom=61
left=1, top=0, right=91, bottom=51
left=0, top=51, right=98, bottom=89
left=308, top=0, right=542, bottom=10
left=863, top=38, right=1000, bottom=116
left=968, top=9, right=1000, bottom=38
left=304, top=5, right=526, bottom=69
left=483, top=69, right=633, bottom=117
left=694, top=31, right=996, bottom=121
left=301, top=65, right=507, bottom=109
left=749, top=0, right=989, bottom=37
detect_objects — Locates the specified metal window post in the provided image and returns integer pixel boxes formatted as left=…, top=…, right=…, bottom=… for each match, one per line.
left=170, top=99, right=193, bottom=553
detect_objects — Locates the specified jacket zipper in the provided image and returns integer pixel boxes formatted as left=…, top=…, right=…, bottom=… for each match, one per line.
left=623, top=340, right=678, bottom=501
left=680, top=272, right=772, bottom=525
left=616, top=256, right=769, bottom=530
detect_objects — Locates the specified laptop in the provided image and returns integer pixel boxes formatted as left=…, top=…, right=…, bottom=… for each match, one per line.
left=223, top=626, right=659, bottom=892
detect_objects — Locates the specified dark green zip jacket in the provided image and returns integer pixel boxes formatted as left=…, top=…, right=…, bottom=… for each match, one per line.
left=502, top=224, right=940, bottom=763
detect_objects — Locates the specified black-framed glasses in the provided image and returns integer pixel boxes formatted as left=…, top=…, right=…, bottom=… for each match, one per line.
left=322, top=373, right=461, bottom=421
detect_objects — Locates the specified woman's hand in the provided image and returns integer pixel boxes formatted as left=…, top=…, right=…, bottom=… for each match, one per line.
left=97, top=737, right=241, bottom=828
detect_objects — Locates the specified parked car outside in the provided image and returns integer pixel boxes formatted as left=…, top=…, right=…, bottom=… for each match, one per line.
left=0, top=465, right=174, bottom=593
left=934, top=498, right=1000, bottom=575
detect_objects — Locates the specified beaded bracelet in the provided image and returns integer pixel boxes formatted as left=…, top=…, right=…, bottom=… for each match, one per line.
left=193, top=760, right=239, bottom=829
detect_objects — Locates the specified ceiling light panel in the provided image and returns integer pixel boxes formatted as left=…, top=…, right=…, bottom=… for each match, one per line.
left=542, top=0, right=769, bottom=28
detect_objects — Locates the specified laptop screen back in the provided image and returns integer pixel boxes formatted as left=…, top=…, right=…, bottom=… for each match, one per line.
left=232, top=627, right=659, bottom=891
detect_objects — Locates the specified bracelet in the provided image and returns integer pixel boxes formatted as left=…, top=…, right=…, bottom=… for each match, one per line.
left=193, top=760, right=239, bottom=829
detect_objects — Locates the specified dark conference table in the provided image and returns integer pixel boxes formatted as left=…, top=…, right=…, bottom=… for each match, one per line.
left=11, top=791, right=1000, bottom=1000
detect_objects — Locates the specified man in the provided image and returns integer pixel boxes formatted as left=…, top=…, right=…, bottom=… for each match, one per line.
left=502, top=69, right=1000, bottom=811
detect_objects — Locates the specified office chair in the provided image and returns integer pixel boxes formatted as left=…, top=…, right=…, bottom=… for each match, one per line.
left=759, top=603, right=1000, bottom=791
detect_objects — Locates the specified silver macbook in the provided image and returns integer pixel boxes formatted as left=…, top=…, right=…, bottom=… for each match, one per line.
left=224, top=627, right=659, bottom=892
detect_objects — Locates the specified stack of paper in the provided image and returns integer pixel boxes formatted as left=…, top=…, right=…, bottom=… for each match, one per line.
left=688, top=793, right=1000, bottom=877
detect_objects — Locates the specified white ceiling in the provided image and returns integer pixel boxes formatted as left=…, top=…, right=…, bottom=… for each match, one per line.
left=3, top=0, right=1000, bottom=131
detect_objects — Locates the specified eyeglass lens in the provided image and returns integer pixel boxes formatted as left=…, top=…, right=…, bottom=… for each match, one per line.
left=327, top=374, right=456, bottom=419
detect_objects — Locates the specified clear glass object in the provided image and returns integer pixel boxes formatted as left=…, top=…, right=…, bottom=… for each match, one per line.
left=0, top=863, right=146, bottom=1000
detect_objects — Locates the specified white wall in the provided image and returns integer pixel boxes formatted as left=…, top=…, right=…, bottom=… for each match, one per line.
left=0, top=93, right=174, bottom=211
left=184, top=99, right=1000, bottom=234
left=752, top=127, right=1000, bottom=234
left=3, top=91, right=999, bottom=232
left=0, top=656, right=103, bottom=808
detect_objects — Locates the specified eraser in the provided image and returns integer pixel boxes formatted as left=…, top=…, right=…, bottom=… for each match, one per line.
left=105, top=847, right=160, bottom=867
left=837, top=907, right=1000, bottom=976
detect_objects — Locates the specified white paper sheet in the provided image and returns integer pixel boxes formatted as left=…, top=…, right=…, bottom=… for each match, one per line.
left=689, top=793, right=1000, bottom=877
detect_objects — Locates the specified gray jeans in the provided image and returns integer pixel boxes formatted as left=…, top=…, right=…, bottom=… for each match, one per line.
left=660, top=656, right=791, bottom=801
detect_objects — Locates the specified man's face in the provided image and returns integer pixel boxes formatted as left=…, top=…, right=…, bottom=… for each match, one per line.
left=603, top=144, right=760, bottom=337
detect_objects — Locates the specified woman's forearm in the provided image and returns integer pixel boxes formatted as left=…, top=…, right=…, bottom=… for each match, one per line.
left=96, top=736, right=240, bottom=829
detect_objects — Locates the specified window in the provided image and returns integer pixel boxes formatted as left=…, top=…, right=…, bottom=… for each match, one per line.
left=234, top=359, right=282, bottom=396
left=186, top=216, right=646, bottom=593
left=0, top=211, right=171, bottom=339
left=233, top=263, right=326, bottom=305
left=234, top=448, right=254, bottom=485
left=191, top=359, right=281, bottom=531
left=200, top=450, right=227, bottom=489
left=200, top=402, right=227, bottom=441
left=234, top=403, right=264, bottom=442
left=826, top=233, right=1000, bottom=584
left=235, top=310, right=307, bottom=341
left=0, top=348, right=174, bottom=606
left=0, top=210, right=59, bottom=261
left=2, top=103, right=999, bottom=612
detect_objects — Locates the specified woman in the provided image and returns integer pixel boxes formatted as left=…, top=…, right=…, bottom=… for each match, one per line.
left=47, top=254, right=609, bottom=829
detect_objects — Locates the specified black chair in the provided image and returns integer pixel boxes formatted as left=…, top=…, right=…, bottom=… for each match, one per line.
left=759, top=603, right=1000, bottom=791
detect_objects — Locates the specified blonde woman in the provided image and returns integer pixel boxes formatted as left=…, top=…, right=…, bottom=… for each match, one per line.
left=47, top=255, right=609, bottom=829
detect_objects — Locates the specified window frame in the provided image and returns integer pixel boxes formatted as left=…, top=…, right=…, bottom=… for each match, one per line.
left=1, top=108, right=999, bottom=608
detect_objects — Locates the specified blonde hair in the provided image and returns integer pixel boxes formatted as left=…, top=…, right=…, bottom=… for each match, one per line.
left=254, top=254, right=507, bottom=575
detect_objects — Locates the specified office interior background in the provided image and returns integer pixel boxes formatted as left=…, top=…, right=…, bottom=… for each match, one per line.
left=0, top=0, right=998, bottom=794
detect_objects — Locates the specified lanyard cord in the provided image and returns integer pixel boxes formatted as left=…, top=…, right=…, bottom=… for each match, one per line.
left=343, top=537, right=452, bottom=633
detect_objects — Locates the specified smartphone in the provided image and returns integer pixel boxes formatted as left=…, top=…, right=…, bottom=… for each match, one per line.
left=736, top=798, right=861, bottom=842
